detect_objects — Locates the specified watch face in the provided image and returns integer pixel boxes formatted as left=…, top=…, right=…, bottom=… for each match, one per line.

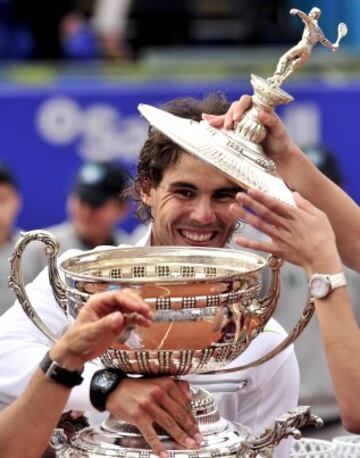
left=98, top=371, right=117, bottom=389
left=310, top=276, right=330, bottom=299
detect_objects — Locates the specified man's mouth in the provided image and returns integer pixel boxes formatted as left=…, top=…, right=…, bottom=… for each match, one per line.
left=179, top=229, right=217, bottom=243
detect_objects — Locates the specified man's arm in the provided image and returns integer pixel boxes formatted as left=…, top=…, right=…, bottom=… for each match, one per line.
left=289, top=8, right=310, bottom=25
left=0, top=288, right=153, bottom=458
left=202, top=96, right=360, bottom=271
left=229, top=189, right=360, bottom=432
left=0, top=266, right=200, bottom=457
left=320, top=36, right=337, bottom=51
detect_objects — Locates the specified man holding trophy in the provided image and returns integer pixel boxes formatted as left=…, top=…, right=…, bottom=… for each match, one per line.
left=0, top=92, right=299, bottom=458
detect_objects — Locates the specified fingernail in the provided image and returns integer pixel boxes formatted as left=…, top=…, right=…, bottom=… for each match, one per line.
left=160, top=452, right=168, bottom=458
left=185, top=437, right=196, bottom=448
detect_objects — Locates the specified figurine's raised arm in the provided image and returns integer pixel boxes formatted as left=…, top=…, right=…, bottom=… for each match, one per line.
left=290, top=8, right=310, bottom=24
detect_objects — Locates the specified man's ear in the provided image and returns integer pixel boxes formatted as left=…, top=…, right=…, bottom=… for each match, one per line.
left=140, top=187, right=154, bottom=206
left=139, top=178, right=154, bottom=206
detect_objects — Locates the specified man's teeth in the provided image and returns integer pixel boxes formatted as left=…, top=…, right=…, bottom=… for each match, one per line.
left=181, top=230, right=214, bottom=242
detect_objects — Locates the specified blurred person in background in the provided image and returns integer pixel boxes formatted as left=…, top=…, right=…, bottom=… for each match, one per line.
left=0, top=162, right=39, bottom=314
left=4, top=0, right=132, bottom=60
left=29, top=162, right=130, bottom=277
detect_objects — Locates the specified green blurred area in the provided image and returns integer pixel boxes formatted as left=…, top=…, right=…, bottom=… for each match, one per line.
left=2, top=46, right=360, bottom=86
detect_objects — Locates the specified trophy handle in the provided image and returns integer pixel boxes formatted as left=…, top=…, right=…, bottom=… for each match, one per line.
left=240, top=406, right=323, bottom=457
left=206, top=255, right=315, bottom=374
left=8, top=230, right=68, bottom=343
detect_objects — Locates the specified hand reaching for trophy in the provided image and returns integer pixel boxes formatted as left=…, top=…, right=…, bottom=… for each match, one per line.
left=106, top=377, right=202, bottom=458
left=50, top=289, right=154, bottom=370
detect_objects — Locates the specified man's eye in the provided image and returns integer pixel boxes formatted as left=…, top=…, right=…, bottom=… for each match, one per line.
left=214, top=192, right=237, bottom=202
left=174, top=189, right=194, bottom=199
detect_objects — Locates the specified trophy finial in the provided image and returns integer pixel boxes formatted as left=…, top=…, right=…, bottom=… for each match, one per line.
left=268, top=7, right=348, bottom=88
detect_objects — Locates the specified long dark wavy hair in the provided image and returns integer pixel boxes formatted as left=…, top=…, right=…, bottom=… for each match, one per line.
left=125, top=92, right=231, bottom=223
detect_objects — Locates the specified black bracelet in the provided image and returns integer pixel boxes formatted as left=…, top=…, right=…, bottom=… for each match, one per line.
left=40, top=350, right=84, bottom=388
left=90, top=368, right=128, bottom=412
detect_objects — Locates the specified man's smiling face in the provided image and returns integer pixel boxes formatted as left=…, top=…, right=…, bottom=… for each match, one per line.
left=142, top=153, right=242, bottom=247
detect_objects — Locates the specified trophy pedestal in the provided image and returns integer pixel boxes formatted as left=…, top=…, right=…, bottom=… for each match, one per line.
left=57, top=386, right=270, bottom=457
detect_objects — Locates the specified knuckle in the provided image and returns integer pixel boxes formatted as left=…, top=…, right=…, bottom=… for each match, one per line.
left=174, top=410, right=190, bottom=424
left=150, top=386, right=165, bottom=400
left=139, top=397, right=152, bottom=411
left=163, top=418, right=176, bottom=430
left=132, top=406, right=145, bottom=421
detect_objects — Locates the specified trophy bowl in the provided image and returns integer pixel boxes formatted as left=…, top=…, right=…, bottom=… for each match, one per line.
left=9, top=230, right=313, bottom=377
left=61, top=244, right=268, bottom=375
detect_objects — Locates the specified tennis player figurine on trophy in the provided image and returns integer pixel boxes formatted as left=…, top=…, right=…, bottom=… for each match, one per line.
left=8, top=6, right=347, bottom=458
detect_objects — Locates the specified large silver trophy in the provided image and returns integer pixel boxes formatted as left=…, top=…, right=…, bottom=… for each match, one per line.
left=9, top=7, right=347, bottom=458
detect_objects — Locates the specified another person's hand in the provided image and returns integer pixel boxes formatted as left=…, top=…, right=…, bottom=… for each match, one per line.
left=202, top=95, right=299, bottom=174
left=50, top=289, right=153, bottom=370
left=106, top=376, right=202, bottom=458
left=229, top=189, right=342, bottom=276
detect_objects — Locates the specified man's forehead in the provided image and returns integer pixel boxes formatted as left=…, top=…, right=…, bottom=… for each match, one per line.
left=163, top=152, right=239, bottom=188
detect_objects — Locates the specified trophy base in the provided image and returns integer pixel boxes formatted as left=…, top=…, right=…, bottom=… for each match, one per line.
left=56, top=386, right=274, bottom=457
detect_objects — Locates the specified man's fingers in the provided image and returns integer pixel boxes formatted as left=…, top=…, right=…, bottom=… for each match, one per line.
left=258, top=111, right=286, bottom=139
left=87, top=289, right=153, bottom=320
left=293, top=192, right=316, bottom=214
left=136, top=415, right=169, bottom=458
left=201, top=113, right=225, bottom=128
left=237, top=190, right=292, bottom=223
left=234, top=235, right=277, bottom=255
left=159, top=394, right=200, bottom=442
left=229, top=202, right=281, bottom=240
left=232, top=95, right=252, bottom=122
left=122, top=311, right=152, bottom=328
left=203, top=95, right=252, bottom=130
left=145, top=402, right=199, bottom=450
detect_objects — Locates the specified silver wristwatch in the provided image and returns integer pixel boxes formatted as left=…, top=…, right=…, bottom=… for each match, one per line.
left=309, top=272, right=347, bottom=299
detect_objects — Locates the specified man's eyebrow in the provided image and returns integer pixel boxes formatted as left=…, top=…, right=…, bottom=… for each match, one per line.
left=168, top=182, right=197, bottom=190
left=214, top=185, right=244, bottom=193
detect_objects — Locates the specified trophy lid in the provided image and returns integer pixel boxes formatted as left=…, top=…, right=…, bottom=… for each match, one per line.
left=138, top=103, right=295, bottom=206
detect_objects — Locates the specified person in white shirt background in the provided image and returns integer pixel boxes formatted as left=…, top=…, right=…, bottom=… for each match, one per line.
left=0, top=93, right=299, bottom=458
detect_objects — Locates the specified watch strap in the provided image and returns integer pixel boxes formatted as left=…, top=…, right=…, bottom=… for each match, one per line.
left=40, top=350, right=84, bottom=388
left=328, top=272, right=347, bottom=289
left=90, top=368, right=128, bottom=412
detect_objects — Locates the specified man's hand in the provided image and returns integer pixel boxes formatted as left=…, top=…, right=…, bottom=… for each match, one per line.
left=230, top=189, right=342, bottom=277
left=202, top=94, right=302, bottom=178
left=50, top=289, right=153, bottom=370
left=106, top=377, right=202, bottom=458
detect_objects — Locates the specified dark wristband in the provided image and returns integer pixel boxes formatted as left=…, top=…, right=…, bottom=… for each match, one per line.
left=90, top=368, right=127, bottom=412
left=40, top=350, right=84, bottom=388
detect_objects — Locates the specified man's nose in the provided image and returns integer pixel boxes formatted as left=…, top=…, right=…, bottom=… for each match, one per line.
left=189, top=198, right=216, bottom=224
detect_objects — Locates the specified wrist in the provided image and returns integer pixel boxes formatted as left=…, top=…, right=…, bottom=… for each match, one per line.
left=50, top=342, right=85, bottom=372
left=275, top=143, right=303, bottom=185
left=304, top=252, right=343, bottom=278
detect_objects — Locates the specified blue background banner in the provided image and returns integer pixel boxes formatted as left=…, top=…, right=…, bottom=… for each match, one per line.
left=0, top=79, right=358, bottom=232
